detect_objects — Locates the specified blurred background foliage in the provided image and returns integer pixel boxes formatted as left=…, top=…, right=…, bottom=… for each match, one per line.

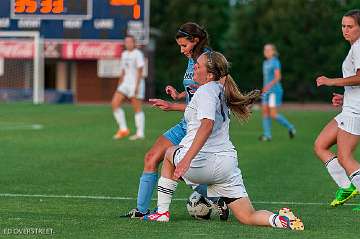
left=150, top=0, right=360, bottom=102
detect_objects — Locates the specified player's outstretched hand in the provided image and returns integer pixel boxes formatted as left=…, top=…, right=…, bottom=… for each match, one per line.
left=332, top=93, right=343, bottom=107
left=165, top=85, right=179, bottom=100
left=316, top=76, right=333, bottom=87
left=262, top=86, right=270, bottom=94
left=173, top=159, right=190, bottom=181
left=149, top=98, right=172, bottom=111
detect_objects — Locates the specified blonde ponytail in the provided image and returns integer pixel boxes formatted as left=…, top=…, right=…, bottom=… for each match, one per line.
left=224, top=75, right=260, bottom=121
left=203, top=51, right=260, bottom=121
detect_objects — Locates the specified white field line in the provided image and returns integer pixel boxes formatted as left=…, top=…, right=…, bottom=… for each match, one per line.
left=0, top=123, right=43, bottom=130
left=0, top=193, right=358, bottom=206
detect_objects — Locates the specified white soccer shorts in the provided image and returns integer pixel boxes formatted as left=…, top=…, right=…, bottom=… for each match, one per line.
left=173, top=148, right=248, bottom=199
left=335, top=111, right=360, bottom=136
left=117, top=79, right=145, bottom=100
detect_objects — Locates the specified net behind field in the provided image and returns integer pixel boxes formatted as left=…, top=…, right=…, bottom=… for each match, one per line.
left=0, top=32, right=43, bottom=104
left=0, top=58, right=34, bottom=102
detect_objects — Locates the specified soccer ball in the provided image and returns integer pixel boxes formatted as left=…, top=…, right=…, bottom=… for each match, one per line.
left=186, top=191, right=213, bottom=220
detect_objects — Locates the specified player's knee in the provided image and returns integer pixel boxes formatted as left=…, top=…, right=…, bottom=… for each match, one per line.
left=144, top=151, right=160, bottom=171
left=111, top=100, right=119, bottom=111
left=313, top=139, right=324, bottom=157
left=313, top=142, right=319, bottom=155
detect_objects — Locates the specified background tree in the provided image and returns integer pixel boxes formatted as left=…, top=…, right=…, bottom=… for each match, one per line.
left=224, top=0, right=350, bottom=101
left=150, top=0, right=360, bottom=102
left=150, top=0, right=230, bottom=98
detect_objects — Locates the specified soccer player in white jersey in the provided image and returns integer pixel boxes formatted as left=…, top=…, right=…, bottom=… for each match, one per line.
left=143, top=51, right=304, bottom=230
left=111, top=35, right=146, bottom=140
left=314, top=9, right=360, bottom=211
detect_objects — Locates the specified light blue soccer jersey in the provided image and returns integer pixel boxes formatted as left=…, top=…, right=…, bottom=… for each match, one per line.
left=183, top=58, right=199, bottom=103
left=163, top=58, right=198, bottom=145
left=163, top=49, right=210, bottom=145
left=263, top=57, right=283, bottom=94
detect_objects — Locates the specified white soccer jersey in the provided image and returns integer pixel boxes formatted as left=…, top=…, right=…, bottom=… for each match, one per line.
left=120, top=49, right=145, bottom=84
left=342, top=38, right=360, bottom=114
left=180, top=81, right=235, bottom=153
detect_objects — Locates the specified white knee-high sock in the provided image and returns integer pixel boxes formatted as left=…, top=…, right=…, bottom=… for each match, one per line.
left=157, top=177, right=177, bottom=213
left=350, top=169, right=360, bottom=191
left=325, top=157, right=351, bottom=188
left=113, top=108, right=127, bottom=130
left=135, top=111, right=145, bottom=137
left=269, top=214, right=288, bottom=229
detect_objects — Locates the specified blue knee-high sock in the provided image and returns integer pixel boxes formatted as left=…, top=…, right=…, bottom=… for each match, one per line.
left=194, top=184, right=218, bottom=203
left=275, top=114, right=294, bottom=130
left=262, top=117, right=272, bottom=138
left=137, top=172, right=158, bottom=213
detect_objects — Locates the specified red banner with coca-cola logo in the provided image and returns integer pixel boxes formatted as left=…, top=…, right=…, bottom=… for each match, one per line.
left=62, top=41, right=123, bottom=59
left=0, top=40, right=123, bottom=59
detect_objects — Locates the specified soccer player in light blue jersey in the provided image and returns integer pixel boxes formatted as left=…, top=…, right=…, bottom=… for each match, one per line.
left=260, top=44, right=296, bottom=141
left=121, top=22, right=228, bottom=220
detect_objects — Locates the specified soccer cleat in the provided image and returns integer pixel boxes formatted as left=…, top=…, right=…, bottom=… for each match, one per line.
left=330, top=184, right=359, bottom=207
left=215, top=198, right=229, bottom=221
left=259, top=135, right=272, bottom=142
left=129, top=134, right=145, bottom=141
left=113, top=129, right=130, bottom=140
left=288, top=128, right=296, bottom=139
left=142, top=211, right=170, bottom=222
left=278, top=207, right=304, bottom=230
left=120, top=208, right=149, bottom=219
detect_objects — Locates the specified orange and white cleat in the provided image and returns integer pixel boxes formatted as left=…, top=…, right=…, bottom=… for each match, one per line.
left=113, top=129, right=130, bottom=140
left=142, top=211, right=170, bottom=222
left=278, top=207, right=304, bottom=231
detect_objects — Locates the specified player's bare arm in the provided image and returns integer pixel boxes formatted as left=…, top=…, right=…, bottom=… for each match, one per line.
left=149, top=99, right=186, bottom=112
left=316, top=69, right=360, bottom=87
left=165, top=85, right=186, bottom=100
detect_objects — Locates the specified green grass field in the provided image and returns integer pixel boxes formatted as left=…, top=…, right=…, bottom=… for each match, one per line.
left=0, top=103, right=359, bottom=238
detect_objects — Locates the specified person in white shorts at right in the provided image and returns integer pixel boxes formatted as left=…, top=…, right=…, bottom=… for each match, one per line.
left=111, top=35, right=146, bottom=140
left=314, top=9, right=360, bottom=211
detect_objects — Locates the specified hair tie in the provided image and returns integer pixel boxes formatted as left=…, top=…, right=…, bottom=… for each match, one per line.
left=178, top=29, right=192, bottom=38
